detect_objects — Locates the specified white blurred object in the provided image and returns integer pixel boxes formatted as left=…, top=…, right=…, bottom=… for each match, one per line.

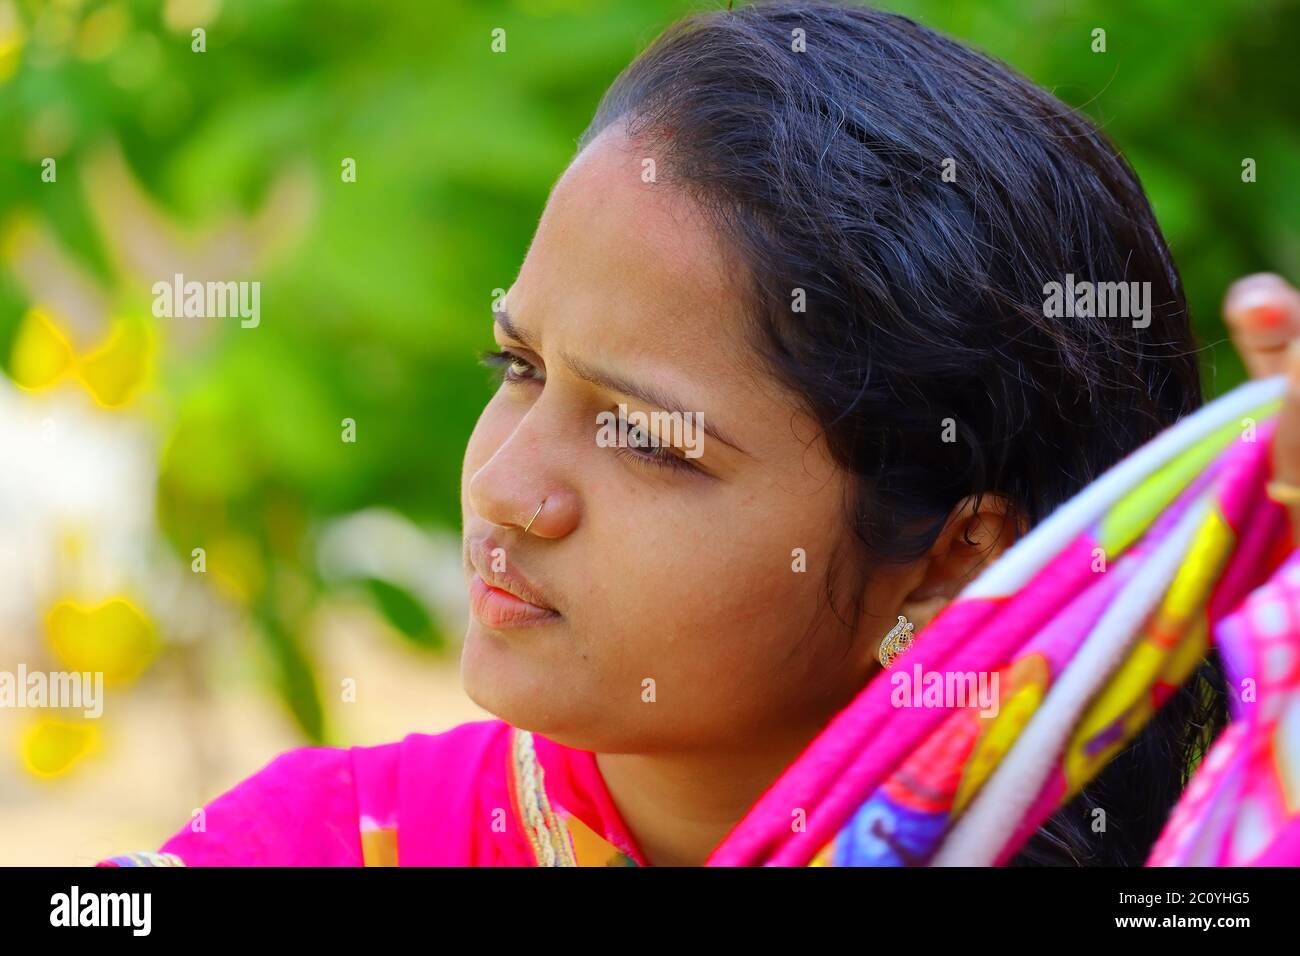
left=316, top=508, right=468, bottom=644
left=0, top=380, right=157, bottom=648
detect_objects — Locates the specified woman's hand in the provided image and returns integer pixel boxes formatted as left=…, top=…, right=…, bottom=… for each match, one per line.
left=1223, top=273, right=1300, bottom=540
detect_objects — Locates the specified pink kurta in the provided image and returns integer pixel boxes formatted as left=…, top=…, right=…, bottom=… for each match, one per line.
left=99, top=720, right=647, bottom=867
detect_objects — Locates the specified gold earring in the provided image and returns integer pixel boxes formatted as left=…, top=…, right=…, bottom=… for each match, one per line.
left=878, top=614, right=916, bottom=668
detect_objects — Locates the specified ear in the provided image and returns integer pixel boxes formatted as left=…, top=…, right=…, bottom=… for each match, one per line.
left=898, top=494, right=1023, bottom=629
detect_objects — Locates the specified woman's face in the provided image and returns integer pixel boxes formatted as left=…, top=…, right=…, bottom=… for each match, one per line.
left=459, top=128, right=909, bottom=755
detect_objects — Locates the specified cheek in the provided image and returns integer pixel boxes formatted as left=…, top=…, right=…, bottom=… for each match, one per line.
left=578, top=495, right=838, bottom=724
left=587, top=564, right=833, bottom=750
left=608, top=492, right=830, bottom=634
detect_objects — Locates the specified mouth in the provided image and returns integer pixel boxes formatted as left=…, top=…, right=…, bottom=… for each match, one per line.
left=466, top=537, right=562, bottom=630
left=468, top=575, right=561, bottom=629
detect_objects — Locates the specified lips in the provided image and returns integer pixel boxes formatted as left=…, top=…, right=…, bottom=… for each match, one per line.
left=466, top=537, right=561, bottom=630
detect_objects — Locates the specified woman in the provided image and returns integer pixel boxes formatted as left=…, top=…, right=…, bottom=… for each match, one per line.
left=101, top=0, right=1300, bottom=867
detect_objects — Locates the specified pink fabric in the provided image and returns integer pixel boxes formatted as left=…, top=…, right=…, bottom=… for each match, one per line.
left=530, top=732, right=648, bottom=865
left=154, top=745, right=365, bottom=865
left=136, top=720, right=645, bottom=866
left=1147, top=548, right=1300, bottom=864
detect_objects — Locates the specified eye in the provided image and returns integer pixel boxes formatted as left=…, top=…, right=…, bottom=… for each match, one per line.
left=480, top=348, right=542, bottom=385
left=614, top=414, right=697, bottom=474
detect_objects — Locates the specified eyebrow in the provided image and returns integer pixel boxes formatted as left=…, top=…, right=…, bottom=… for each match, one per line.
left=494, top=310, right=750, bottom=456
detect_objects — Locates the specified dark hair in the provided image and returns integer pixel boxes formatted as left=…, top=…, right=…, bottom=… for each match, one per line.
left=580, top=0, right=1226, bottom=865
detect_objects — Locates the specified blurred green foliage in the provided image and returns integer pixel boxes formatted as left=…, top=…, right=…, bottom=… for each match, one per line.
left=1, top=0, right=1296, bottom=743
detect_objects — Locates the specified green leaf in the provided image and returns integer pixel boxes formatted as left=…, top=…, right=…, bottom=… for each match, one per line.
left=362, top=577, right=441, bottom=650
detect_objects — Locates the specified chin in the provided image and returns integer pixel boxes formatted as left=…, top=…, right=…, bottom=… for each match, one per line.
left=459, top=622, right=574, bottom=736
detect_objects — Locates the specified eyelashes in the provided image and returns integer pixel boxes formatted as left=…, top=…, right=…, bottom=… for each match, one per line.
left=480, top=347, right=541, bottom=384
left=614, top=430, right=697, bottom=474
left=478, top=347, right=698, bottom=475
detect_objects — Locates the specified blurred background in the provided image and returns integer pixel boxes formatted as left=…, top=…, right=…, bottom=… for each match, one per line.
left=0, top=0, right=1296, bottom=865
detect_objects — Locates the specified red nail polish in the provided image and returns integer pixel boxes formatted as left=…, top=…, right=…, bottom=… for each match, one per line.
left=1249, top=304, right=1288, bottom=329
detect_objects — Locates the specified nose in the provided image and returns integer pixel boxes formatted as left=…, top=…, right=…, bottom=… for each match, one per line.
left=466, top=415, right=579, bottom=540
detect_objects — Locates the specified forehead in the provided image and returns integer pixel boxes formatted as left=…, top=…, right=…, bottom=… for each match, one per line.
left=502, top=128, right=839, bottom=483
left=507, top=128, right=749, bottom=372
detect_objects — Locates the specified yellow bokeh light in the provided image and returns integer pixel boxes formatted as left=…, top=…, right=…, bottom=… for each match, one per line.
left=46, top=595, right=159, bottom=685
left=20, top=718, right=100, bottom=779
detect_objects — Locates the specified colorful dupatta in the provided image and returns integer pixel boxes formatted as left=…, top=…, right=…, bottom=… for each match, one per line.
left=707, top=375, right=1300, bottom=867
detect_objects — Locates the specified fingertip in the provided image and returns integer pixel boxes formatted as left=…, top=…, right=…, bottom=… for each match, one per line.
left=1225, top=273, right=1300, bottom=329
left=1227, top=272, right=1286, bottom=298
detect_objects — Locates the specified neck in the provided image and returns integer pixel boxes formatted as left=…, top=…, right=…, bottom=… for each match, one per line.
left=594, top=729, right=816, bottom=867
